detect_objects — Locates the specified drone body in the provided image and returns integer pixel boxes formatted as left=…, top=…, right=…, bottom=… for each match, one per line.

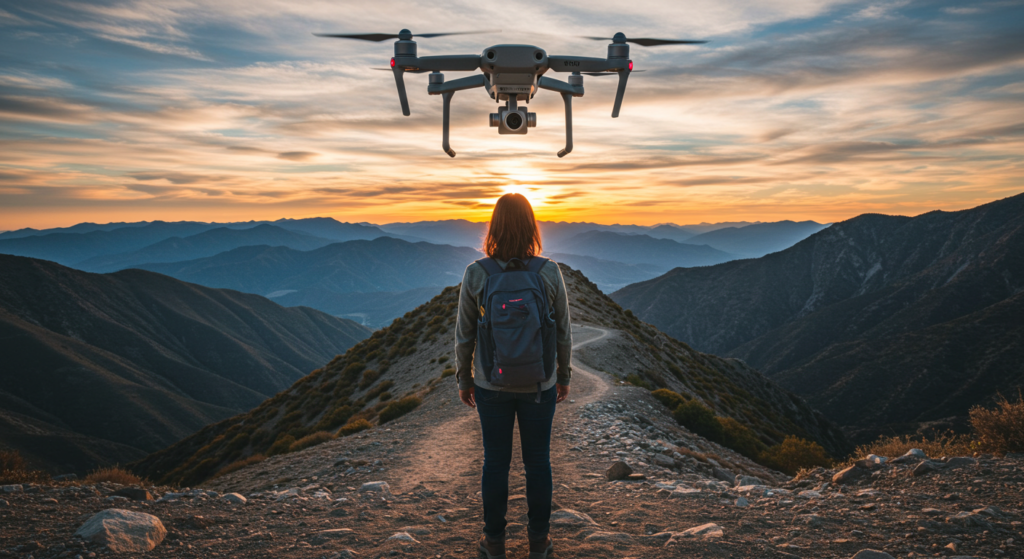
left=316, top=30, right=704, bottom=157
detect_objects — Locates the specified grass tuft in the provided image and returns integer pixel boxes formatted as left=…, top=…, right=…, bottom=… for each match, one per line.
left=84, top=466, right=146, bottom=486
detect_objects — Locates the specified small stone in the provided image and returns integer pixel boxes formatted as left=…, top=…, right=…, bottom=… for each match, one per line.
left=851, top=550, right=895, bottom=559
left=947, top=511, right=993, bottom=529
left=2, top=484, right=23, bottom=493
left=74, top=509, right=167, bottom=553
left=913, top=460, right=946, bottom=476
left=626, top=473, right=646, bottom=481
left=585, top=531, right=633, bottom=543
left=972, top=505, right=1003, bottom=517
left=398, top=526, right=431, bottom=536
left=669, top=487, right=701, bottom=498
left=606, top=461, right=633, bottom=481
left=832, top=465, right=869, bottom=484
left=387, top=532, right=419, bottom=544
left=111, top=488, right=153, bottom=501
left=220, top=493, right=247, bottom=505
left=319, top=528, right=355, bottom=538
left=944, top=456, right=977, bottom=469
left=735, top=497, right=749, bottom=507
left=0, top=499, right=8, bottom=507
left=795, top=514, right=823, bottom=528
left=797, top=490, right=821, bottom=499
left=666, top=523, right=723, bottom=544
left=653, top=454, right=675, bottom=468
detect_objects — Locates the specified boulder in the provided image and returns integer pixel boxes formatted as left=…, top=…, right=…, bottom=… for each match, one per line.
left=358, top=481, right=393, bottom=499
left=943, top=457, right=977, bottom=470
left=851, top=551, right=895, bottom=559
left=832, top=465, right=869, bottom=484
left=74, top=509, right=167, bottom=553
left=550, top=509, right=597, bottom=526
left=585, top=531, right=633, bottom=543
left=221, top=493, right=247, bottom=505
left=386, top=532, right=419, bottom=544
left=606, top=461, right=633, bottom=481
left=111, top=488, right=153, bottom=501
left=712, top=467, right=735, bottom=484
left=913, top=460, right=947, bottom=477
left=653, top=454, right=675, bottom=469
left=735, top=475, right=763, bottom=487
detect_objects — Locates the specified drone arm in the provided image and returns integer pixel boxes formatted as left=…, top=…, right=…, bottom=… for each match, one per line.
left=547, top=55, right=625, bottom=73
left=612, top=69, right=630, bottom=118
left=557, top=92, right=573, bottom=158
left=391, top=65, right=411, bottom=116
left=414, top=54, right=481, bottom=72
left=537, top=76, right=583, bottom=97
left=427, top=75, right=488, bottom=158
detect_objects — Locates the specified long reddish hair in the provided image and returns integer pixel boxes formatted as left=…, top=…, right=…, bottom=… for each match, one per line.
left=483, top=193, right=542, bottom=261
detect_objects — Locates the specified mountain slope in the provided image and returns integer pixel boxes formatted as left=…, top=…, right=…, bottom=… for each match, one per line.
left=132, top=263, right=847, bottom=487
left=76, top=224, right=335, bottom=273
left=685, top=220, right=828, bottom=258
left=613, top=192, right=1024, bottom=439
left=556, top=230, right=735, bottom=268
left=0, top=255, right=371, bottom=473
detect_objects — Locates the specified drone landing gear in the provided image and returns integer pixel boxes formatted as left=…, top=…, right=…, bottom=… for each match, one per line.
left=428, top=74, right=489, bottom=158
left=558, top=92, right=573, bottom=158
left=537, top=75, right=584, bottom=158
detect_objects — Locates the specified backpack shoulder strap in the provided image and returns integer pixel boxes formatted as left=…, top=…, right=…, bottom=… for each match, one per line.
left=475, top=257, right=504, bottom=277
left=526, top=256, right=549, bottom=274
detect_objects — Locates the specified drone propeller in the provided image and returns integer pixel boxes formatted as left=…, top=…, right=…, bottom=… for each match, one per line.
left=584, top=35, right=706, bottom=47
left=582, top=70, right=645, bottom=76
left=315, top=30, right=499, bottom=42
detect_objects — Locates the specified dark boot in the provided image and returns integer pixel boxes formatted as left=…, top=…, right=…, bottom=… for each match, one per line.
left=478, top=534, right=506, bottom=559
left=528, top=533, right=553, bottom=559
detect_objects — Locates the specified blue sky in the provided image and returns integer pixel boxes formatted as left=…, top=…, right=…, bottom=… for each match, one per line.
left=1, top=0, right=1022, bottom=228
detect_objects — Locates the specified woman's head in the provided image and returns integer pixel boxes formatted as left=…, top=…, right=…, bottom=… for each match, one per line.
left=483, top=193, right=542, bottom=261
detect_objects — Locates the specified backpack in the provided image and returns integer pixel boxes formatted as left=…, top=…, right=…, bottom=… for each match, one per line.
left=475, top=256, right=557, bottom=399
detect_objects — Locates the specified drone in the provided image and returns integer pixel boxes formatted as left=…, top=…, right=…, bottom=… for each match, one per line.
left=314, top=29, right=705, bottom=157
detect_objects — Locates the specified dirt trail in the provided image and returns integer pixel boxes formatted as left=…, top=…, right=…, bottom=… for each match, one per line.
left=392, top=324, right=612, bottom=494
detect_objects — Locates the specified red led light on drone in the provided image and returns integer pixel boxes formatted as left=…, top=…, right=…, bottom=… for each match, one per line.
left=628, top=61, right=633, bottom=71
left=390, top=58, right=396, bottom=68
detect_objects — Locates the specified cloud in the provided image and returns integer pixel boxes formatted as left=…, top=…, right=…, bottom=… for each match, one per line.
left=276, top=151, right=319, bottom=161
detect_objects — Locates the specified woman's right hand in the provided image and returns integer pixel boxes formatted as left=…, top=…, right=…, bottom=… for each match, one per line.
left=459, top=388, right=476, bottom=408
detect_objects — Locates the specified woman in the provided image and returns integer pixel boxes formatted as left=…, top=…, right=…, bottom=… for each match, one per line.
left=455, top=193, right=572, bottom=559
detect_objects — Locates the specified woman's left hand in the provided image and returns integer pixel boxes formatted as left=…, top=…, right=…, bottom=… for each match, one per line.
left=556, top=384, right=570, bottom=403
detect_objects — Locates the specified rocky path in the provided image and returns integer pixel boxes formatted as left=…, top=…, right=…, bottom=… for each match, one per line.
left=2, top=323, right=1023, bottom=559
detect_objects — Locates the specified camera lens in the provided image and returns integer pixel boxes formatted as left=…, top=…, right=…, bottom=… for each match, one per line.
left=505, top=112, right=523, bottom=130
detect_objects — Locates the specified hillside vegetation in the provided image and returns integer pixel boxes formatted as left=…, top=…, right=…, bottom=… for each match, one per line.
left=133, top=264, right=848, bottom=486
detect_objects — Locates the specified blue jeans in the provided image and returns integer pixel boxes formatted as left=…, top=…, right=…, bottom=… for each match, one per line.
left=475, top=385, right=557, bottom=539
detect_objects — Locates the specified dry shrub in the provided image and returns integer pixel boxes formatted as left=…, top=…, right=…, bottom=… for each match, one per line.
left=846, top=432, right=975, bottom=467
left=288, top=431, right=335, bottom=453
left=970, top=391, right=1024, bottom=454
left=651, top=388, right=686, bottom=410
left=379, top=396, right=422, bottom=424
left=440, top=367, right=456, bottom=378
left=717, top=417, right=765, bottom=461
left=212, top=454, right=266, bottom=479
left=338, top=419, right=372, bottom=437
left=0, top=450, right=49, bottom=484
left=267, top=434, right=296, bottom=456
left=759, top=436, right=832, bottom=476
left=84, top=466, right=146, bottom=486
left=673, top=400, right=723, bottom=443
left=674, top=446, right=707, bottom=463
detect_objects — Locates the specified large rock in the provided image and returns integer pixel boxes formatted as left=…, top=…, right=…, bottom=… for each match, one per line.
left=606, top=461, right=633, bottom=481
left=851, top=551, right=895, bottom=559
left=221, top=493, right=247, bottom=505
left=74, top=509, right=167, bottom=553
left=832, top=465, right=869, bottom=484
left=358, top=481, right=393, bottom=499
left=712, top=467, right=735, bottom=484
left=550, top=509, right=597, bottom=526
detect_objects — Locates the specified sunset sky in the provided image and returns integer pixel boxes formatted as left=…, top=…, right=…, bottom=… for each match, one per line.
left=1, top=0, right=1023, bottom=230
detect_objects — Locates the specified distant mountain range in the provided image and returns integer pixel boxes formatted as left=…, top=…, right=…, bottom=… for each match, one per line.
left=684, top=221, right=829, bottom=259
left=556, top=230, right=735, bottom=269
left=613, top=193, right=1024, bottom=441
left=0, top=255, right=370, bottom=473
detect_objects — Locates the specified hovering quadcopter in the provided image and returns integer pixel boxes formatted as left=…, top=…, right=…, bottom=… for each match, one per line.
left=315, top=29, right=705, bottom=157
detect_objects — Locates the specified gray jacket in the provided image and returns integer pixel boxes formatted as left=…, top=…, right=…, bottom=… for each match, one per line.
left=455, top=257, right=572, bottom=392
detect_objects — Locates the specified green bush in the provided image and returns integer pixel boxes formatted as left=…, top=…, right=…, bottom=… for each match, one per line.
left=359, top=369, right=380, bottom=389
left=759, top=436, right=833, bottom=476
left=379, top=396, right=422, bottom=424
left=315, top=405, right=353, bottom=431
left=267, top=434, right=296, bottom=456
left=378, top=391, right=392, bottom=401
left=717, top=417, right=765, bottom=460
left=288, top=431, right=335, bottom=453
left=625, top=373, right=651, bottom=390
left=441, top=367, right=456, bottom=378
left=651, top=388, right=686, bottom=410
left=338, top=419, right=372, bottom=437
left=673, top=400, right=723, bottom=443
